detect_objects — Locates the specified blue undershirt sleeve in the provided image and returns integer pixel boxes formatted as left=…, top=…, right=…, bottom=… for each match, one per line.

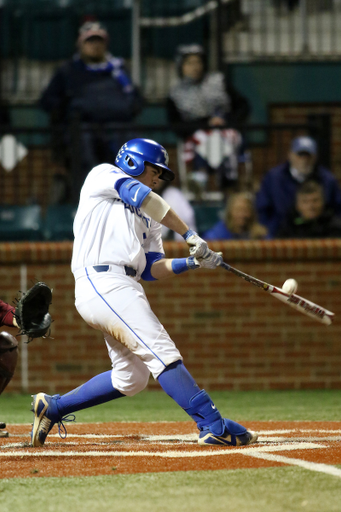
left=141, top=252, right=165, bottom=281
left=115, top=177, right=151, bottom=208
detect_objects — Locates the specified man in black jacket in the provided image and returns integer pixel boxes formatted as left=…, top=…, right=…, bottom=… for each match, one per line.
left=40, top=21, right=144, bottom=202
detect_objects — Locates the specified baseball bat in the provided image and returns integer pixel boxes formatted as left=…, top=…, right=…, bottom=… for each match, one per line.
left=219, top=261, right=334, bottom=326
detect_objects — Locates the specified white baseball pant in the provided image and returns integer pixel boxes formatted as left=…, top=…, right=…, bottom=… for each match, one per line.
left=74, top=266, right=182, bottom=396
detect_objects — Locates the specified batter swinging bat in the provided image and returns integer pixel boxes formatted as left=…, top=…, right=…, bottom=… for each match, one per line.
left=219, top=262, right=334, bottom=326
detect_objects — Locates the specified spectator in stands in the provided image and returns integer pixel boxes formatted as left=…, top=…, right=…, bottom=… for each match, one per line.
left=278, top=180, right=341, bottom=238
left=155, top=180, right=197, bottom=241
left=166, top=44, right=250, bottom=193
left=256, top=136, right=341, bottom=237
left=203, top=192, right=268, bottom=241
left=40, top=21, right=144, bottom=203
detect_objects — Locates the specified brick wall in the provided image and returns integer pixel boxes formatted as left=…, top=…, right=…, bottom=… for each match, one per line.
left=0, top=148, right=63, bottom=210
left=1, top=239, right=341, bottom=394
left=251, top=103, right=341, bottom=190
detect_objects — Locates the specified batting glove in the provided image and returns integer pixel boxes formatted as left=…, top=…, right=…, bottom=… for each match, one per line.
left=187, top=251, right=223, bottom=270
left=183, top=230, right=210, bottom=259
left=186, top=256, right=201, bottom=270
left=197, top=250, right=223, bottom=269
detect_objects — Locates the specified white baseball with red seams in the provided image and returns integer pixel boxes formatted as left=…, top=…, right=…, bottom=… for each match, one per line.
left=282, top=278, right=298, bottom=295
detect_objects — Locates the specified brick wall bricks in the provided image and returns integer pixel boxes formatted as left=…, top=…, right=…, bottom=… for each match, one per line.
left=1, top=239, right=341, bottom=394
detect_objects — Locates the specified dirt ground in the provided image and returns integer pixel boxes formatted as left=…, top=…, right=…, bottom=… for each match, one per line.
left=1, top=421, right=341, bottom=478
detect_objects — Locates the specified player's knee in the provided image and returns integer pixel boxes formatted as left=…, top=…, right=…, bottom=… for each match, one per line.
left=111, top=365, right=150, bottom=397
left=124, top=376, right=149, bottom=396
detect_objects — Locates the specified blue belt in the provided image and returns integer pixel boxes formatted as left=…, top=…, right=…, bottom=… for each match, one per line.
left=93, top=265, right=137, bottom=277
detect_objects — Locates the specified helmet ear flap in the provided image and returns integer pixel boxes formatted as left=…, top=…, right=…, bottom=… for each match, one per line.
left=117, top=151, right=144, bottom=176
left=124, top=155, right=138, bottom=170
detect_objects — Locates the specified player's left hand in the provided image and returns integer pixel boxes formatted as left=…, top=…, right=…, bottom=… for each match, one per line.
left=183, top=230, right=210, bottom=259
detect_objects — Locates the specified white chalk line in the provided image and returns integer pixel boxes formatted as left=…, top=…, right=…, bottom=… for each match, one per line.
left=0, top=442, right=324, bottom=458
left=2, top=438, right=338, bottom=451
left=247, top=451, right=341, bottom=478
left=141, top=434, right=341, bottom=443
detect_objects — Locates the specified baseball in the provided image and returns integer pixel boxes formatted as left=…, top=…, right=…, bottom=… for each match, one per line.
left=282, top=278, right=298, bottom=295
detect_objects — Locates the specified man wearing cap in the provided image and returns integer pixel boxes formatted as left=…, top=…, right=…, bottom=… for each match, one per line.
left=40, top=21, right=144, bottom=203
left=256, top=136, right=341, bottom=237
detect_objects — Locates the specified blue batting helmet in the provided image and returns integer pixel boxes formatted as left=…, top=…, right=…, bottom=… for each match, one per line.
left=115, top=138, right=174, bottom=181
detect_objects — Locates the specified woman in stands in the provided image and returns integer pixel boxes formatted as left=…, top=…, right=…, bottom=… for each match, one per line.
left=203, top=192, right=268, bottom=241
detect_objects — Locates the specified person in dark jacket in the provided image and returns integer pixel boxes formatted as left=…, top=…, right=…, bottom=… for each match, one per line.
left=256, top=136, right=341, bottom=237
left=166, top=44, right=250, bottom=192
left=40, top=21, right=144, bottom=202
left=278, top=180, right=341, bottom=238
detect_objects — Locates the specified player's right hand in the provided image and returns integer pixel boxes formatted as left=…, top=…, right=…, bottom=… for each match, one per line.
left=183, top=230, right=210, bottom=259
left=197, top=250, right=223, bottom=269
left=187, top=250, right=223, bottom=270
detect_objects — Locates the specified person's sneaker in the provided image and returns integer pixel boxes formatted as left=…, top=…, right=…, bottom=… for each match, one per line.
left=198, top=418, right=258, bottom=447
left=31, top=392, right=74, bottom=447
left=0, top=421, right=9, bottom=438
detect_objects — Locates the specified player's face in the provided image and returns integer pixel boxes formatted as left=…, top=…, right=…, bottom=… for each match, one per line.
left=138, top=164, right=163, bottom=190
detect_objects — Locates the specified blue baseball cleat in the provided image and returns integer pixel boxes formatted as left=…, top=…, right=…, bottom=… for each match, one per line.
left=30, top=392, right=74, bottom=447
left=198, top=418, right=258, bottom=447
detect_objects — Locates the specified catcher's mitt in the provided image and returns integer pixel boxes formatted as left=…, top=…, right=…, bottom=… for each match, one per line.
left=0, top=332, right=18, bottom=394
left=14, top=282, right=52, bottom=343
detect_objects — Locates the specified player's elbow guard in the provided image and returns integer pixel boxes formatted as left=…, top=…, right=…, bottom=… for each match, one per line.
left=141, top=252, right=165, bottom=281
left=115, top=178, right=151, bottom=208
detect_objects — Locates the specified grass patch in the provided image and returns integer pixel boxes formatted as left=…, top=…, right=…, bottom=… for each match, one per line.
left=1, top=389, right=341, bottom=424
left=1, top=467, right=341, bottom=512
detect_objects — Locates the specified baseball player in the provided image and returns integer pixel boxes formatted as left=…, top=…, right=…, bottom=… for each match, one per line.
left=31, top=138, right=258, bottom=448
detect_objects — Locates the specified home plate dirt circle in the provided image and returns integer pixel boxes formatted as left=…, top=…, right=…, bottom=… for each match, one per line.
left=1, top=421, right=341, bottom=479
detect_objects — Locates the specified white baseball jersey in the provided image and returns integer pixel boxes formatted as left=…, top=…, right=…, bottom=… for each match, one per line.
left=71, top=163, right=164, bottom=279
